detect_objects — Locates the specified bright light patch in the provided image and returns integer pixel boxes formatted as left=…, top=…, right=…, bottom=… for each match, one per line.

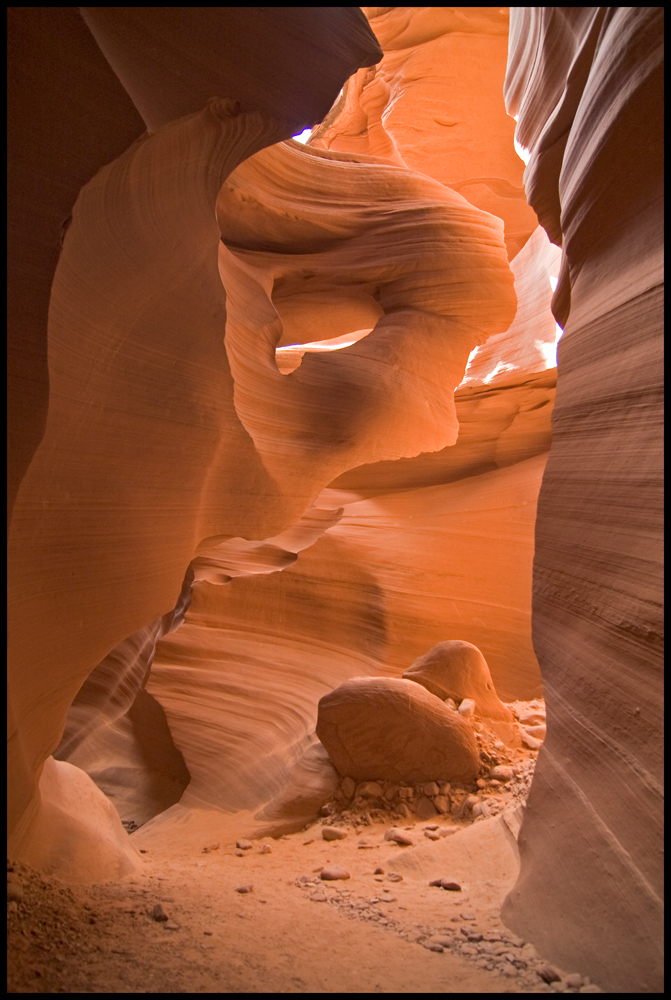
left=292, top=128, right=313, bottom=144
left=514, top=136, right=530, bottom=165
left=549, top=275, right=558, bottom=292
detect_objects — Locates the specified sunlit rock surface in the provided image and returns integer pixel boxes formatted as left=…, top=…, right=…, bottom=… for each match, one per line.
left=501, top=7, right=663, bottom=994
left=314, top=6, right=539, bottom=259
left=7, top=8, right=662, bottom=992
left=7, top=6, right=382, bottom=875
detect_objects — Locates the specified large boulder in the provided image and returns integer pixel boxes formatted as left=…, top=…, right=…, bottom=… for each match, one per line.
left=403, top=640, right=517, bottom=746
left=316, top=677, right=480, bottom=784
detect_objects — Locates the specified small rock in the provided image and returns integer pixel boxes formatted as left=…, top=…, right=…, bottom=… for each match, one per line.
left=163, top=922, right=180, bottom=931
left=537, top=964, right=562, bottom=983
left=398, top=786, right=414, bottom=800
left=7, top=877, right=23, bottom=904
left=488, top=766, right=514, bottom=782
left=423, top=941, right=444, bottom=952
left=302, top=839, right=314, bottom=846
left=310, top=893, right=328, bottom=902
left=493, top=741, right=505, bottom=750
left=203, top=930, right=213, bottom=936
left=152, top=904, right=168, bottom=922
left=235, top=884, right=253, bottom=894
left=565, top=974, right=583, bottom=989
left=358, top=840, right=374, bottom=849
left=476, top=778, right=487, bottom=788
left=473, top=721, right=484, bottom=732
left=234, top=850, right=245, bottom=857
left=341, top=776, right=356, bottom=798
left=525, top=724, right=547, bottom=739
left=236, top=839, right=253, bottom=850
left=7, top=900, right=18, bottom=913
left=415, top=795, right=438, bottom=819
left=482, top=931, right=502, bottom=941
left=426, top=935, right=453, bottom=948
left=320, top=803, right=335, bottom=816
left=433, top=794, right=450, bottom=814
left=550, top=982, right=567, bottom=993
left=322, top=826, right=348, bottom=841
left=465, top=794, right=480, bottom=812
left=386, top=873, right=403, bottom=882
left=384, top=827, right=414, bottom=846
left=374, top=867, right=385, bottom=874
left=259, top=844, right=272, bottom=854
left=460, top=910, right=477, bottom=920
left=445, top=698, right=458, bottom=711
left=438, top=827, right=459, bottom=838
left=320, top=866, right=350, bottom=881
left=396, top=803, right=414, bottom=820
left=458, top=698, right=475, bottom=719
left=424, top=830, right=441, bottom=841
left=460, top=943, right=478, bottom=955
left=441, top=881, right=462, bottom=891
left=358, top=781, right=384, bottom=799
left=423, top=781, right=440, bottom=797
left=521, top=732, right=542, bottom=750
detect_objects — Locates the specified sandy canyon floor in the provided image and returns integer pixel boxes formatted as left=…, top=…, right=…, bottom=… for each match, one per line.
left=7, top=723, right=605, bottom=995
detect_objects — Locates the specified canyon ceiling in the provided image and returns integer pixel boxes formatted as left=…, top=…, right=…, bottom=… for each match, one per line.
left=7, top=7, right=663, bottom=994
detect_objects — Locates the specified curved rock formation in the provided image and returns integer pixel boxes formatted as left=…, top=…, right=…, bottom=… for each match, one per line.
left=501, top=8, right=664, bottom=993
left=403, top=640, right=517, bottom=746
left=7, top=7, right=382, bottom=875
left=316, top=677, right=480, bottom=784
left=314, top=6, right=539, bottom=258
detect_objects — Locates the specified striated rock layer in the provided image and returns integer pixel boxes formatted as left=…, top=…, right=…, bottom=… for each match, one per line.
left=501, top=7, right=664, bottom=993
left=7, top=7, right=382, bottom=877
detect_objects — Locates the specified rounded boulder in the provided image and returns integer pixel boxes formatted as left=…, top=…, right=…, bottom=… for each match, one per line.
left=316, top=676, right=480, bottom=783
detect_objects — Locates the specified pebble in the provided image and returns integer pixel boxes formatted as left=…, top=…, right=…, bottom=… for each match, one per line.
left=424, top=830, right=441, bottom=841
left=423, top=941, right=444, bottom=952
left=322, top=826, right=348, bottom=841
left=458, top=698, right=475, bottom=719
left=460, top=910, right=477, bottom=920
left=152, top=904, right=168, bottom=921
left=235, top=884, right=253, bottom=894
left=525, top=724, right=547, bottom=739
left=311, top=893, right=328, bottom=902
left=445, top=698, right=458, bottom=711
left=564, top=973, right=582, bottom=988
left=433, top=795, right=449, bottom=814
left=423, top=782, right=440, bottom=797
left=460, top=943, right=479, bottom=955
left=537, top=964, right=562, bottom=983
left=386, top=873, right=403, bottom=882
left=384, top=827, right=414, bottom=846
left=7, top=876, right=23, bottom=904
left=438, top=827, right=459, bottom=838
left=374, top=867, right=385, bottom=875
left=163, top=922, right=180, bottom=931
left=521, top=732, right=542, bottom=750
left=415, top=796, right=438, bottom=820
left=341, top=776, right=356, bottom=798
left=236, top=839, right=253, bottom=850
left=358, top=781, right=384, bottom=799
left=493, top=741, right=505, bottom=750
left=320, top=866, right=350, bottom=881
left=234, top=850, right=245, bottom=857
left=259, top=844, right=272, bottom=854
left=488, top=766, right=514, bottom=782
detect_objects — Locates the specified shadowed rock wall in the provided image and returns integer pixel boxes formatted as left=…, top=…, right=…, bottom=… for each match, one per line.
left=501, top=7, right=663, bottom=993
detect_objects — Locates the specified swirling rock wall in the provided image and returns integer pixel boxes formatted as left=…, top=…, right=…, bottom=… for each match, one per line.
left=501, top=7, right=664, bottom=993
left=7, top=6, right=382, bottom=876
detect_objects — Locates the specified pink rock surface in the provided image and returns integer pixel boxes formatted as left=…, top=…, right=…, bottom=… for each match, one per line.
left=502, top=8, right=663, bottom=993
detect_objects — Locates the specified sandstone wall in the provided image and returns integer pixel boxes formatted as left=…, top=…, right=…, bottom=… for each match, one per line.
left=501, top=7, right=664, bottom=993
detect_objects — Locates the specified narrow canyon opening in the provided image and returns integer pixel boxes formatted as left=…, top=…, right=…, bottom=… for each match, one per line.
left=8, top=6, right=663, bottom=995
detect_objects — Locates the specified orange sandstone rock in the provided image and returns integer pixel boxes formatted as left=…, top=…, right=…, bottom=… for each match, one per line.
left=316, top=677, right=480, bottom=784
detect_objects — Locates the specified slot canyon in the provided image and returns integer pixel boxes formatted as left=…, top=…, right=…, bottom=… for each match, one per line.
left=7, top=7, right=663, bottom=995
